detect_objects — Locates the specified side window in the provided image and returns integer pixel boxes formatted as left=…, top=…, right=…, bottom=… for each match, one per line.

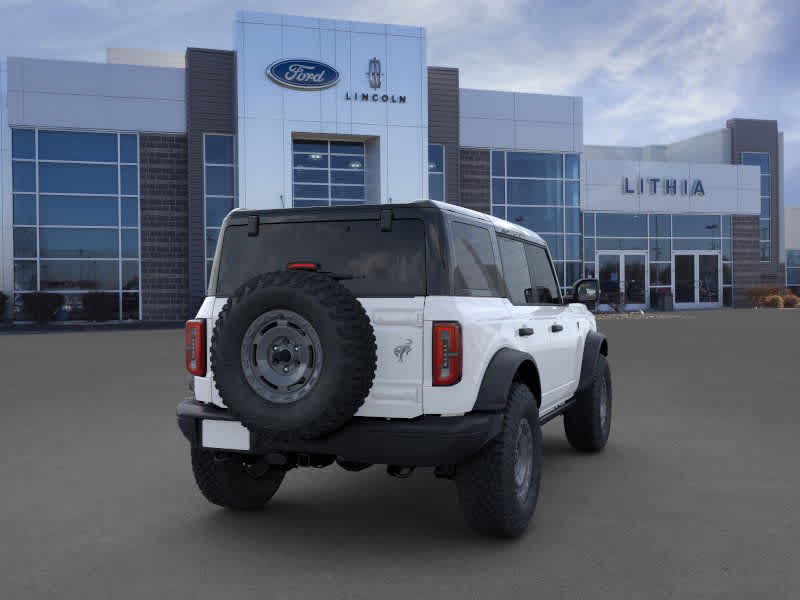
left=524, top=243, right=562, bottom=304
left=451, top=221, right=502, bottom=296
left=497, top=236, right=533, bottom=305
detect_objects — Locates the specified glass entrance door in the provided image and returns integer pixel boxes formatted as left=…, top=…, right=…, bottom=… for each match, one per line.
left=672, top=252, right=721, bottom=309
left=597, top=252, right=648, bottom=310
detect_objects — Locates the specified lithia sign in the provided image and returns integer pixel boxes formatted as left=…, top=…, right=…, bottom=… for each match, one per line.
left=267, top=57, right=407, bottom=103
left=623, top=177, right=705, bottom=196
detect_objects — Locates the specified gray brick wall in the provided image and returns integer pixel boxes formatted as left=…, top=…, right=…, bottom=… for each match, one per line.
left=459, top=149, right=490, bottom=214
left=427, top=67, right=460, bottom=205
left=139, top=133, right=189, bottom=321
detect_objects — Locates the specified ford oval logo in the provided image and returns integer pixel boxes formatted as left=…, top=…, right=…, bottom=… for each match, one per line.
left=267, top=59, right=340, bottom=90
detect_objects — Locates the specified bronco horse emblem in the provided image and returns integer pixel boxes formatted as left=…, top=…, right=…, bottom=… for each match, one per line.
left=394, top=339, right=413, bottom=362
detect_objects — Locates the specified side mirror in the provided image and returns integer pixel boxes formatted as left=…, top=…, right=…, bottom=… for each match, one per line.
left=572, top=278, right=599, bottom=306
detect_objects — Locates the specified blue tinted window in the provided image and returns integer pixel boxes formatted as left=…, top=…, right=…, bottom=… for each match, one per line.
left=293, top=140, right=328, bottom=154
left=293, top=199, right=329, bottom=208
left=492, top=179, right=505, bottom=205
left=761, top=197, right=770, bottom=218
left=507, top=180, right=562, bottom=205
left=721, top=215, right=732, bottom=237
left=331, top=155, right=363, bottom=169
left=649, top=238, right=671, bottom=261
left=565, top=154, right=580, bottom=179
left=595, top=213, right=647, bottom=237
left=294, top=168, right=328, bottom=184
left=565, top=207, right=580, bottom=233
left=121, top=165, right=138, bottom=195
left=205, top=135, right=235, bottom=164
left=12, top=161, right=36, bottom=192
left=673, top=215, right=721, bottom=237
left=330, top=141, right=364, bottom=155
left=428, top=144, right=444, bottom=172
left=649, top=214, right=671, bottom=237
left=332, top=185, right=364, bottom=200
left=722, top=238, right=732, bottom=261
left=38, top=131, right=117, bottom=162
left=583, top=237, right=595, bottom=261
left=565, top=262, right=582, bottom=287
left=429, top=174, right=444, bottom=201
left=13, top=228, right=37, bottom=258
left=760, top=175, right=770, bottom=196
left=673, top=238, right=721, bottom=251
left=507, top=206, right=563, bottom=233
left=12, top=129, right=35, bottom=159
left=120, top=134, right=138, bottom=163
left=206, top=197, right=234, bottom=228
left=40, top=195, right=118, bottom=226
left=583, top=212, right=594, bottom=236
left=540, top=235, right=563, bottom=261
left=122, top=261, right=139, bottom=290
left=13, top=194, right=36, bottom=225
left=789, top=268, right=800, bottom=285
left=40, top=228, right=118, bottom=258
left=787, top=250, right=800, bottom=268
left=507, top=152, right=562, bottom=178
left=293, top=153, right=328, bottom=168
left=206, top=166, right=235, bottom=195
left=333, top=170, right=364, bottom=185
left=565, top=181, right=579, bottom=206
left=40, top=260, right=119, bottom=291
left=565, top=235, right=581, bottom=260
left=491, top=151, right=505, bottom=177
left=331, top=200, right=366, bottom=206
left=14, top=261, right=37, bottom=291
left=294, top=184, right=329, bottom=199
left=492, top=205, right=506, bottom=220
left=39, top=163, right=118, bottom=194
left=760, top=242, right=770, bottom=261
left=206, top=229, right=220, bottom=258
left=121, top=198, right=138, bottom=227
left=741, top=152, right=769, bottom=174
left=122, top=293, right=139, bottom=320
left=759, top=220, right=770, bottom=240
left=121, top=229, right=139, bottom=258
left=596, top=238, right=647, bottom=251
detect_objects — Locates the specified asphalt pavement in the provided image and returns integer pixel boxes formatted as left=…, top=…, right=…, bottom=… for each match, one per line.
left=1, top=309, right=799, bottom=599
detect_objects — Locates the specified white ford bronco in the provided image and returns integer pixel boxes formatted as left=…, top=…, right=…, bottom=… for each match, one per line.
left=178, top=200, right=611, bottom=538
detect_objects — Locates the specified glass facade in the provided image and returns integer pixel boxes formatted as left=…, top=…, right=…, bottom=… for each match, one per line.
left=204, top=134, right=237, bottom=281
left=291, top=140, right=365, bottom=209
left=742, top=152, right=770, bottom=261
left=788, top=250, right=800, bottom=288
left=583, top=213, right=734, bottom=307
left=491, top=150, right=581, bottom=291
left=428, top=144, right=444, bottom=201
left=11, top=128, right=141, bottom=320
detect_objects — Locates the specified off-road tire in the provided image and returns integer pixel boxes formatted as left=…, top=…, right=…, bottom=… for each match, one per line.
left=456, top=383, right=542, bottom=538
left=564, top=354, right=612, bottom=452
left=211, top=271, right=377, bottom=440
left=191, top=449, right=285, bottom=510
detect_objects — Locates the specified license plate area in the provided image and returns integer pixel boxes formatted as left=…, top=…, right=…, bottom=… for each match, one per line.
left=201, top=420, right=251, bottom=451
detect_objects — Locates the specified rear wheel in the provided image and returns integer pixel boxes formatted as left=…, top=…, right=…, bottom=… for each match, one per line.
left=564, top=354, right=612, bottom=452
left=191, top=449, right=285, bottom=510
left=456, top=383, right=542, bottom=538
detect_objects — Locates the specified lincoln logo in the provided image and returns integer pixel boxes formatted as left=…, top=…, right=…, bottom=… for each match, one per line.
left=266, top=59, right=341, bottom=90
left=367, top=57, right=382, bottom=89
left=623, top=176, right=705, bottom=196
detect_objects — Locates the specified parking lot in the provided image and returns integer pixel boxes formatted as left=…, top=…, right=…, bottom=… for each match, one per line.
left=1, top=309, right=799, bottom=599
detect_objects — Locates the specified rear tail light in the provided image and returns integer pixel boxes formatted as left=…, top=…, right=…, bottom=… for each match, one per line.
left=433, top=321, right=462, bottom=386
left=287, top=262, right=319, bottom=271
left=185, top=319, right=207, bottom=376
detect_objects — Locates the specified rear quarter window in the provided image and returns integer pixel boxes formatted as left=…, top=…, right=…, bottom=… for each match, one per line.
left=450, top=220, right=502, bottom=297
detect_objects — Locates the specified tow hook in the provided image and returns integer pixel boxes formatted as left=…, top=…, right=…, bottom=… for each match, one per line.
left=387, top=465, right=414, bottom=479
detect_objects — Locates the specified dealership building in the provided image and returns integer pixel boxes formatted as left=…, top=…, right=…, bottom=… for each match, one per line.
left=0, top=11, right=794, bottom=321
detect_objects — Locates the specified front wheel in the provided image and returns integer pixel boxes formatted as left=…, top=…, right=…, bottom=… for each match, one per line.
left=564, top=354, right=612, bottom=452
left=191, top=449, right=285, bottom=510
left=456, top=383, right=542, bottom=538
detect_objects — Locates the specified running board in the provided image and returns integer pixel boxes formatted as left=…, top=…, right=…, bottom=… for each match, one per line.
left=539, top=397, right=577, bottom=426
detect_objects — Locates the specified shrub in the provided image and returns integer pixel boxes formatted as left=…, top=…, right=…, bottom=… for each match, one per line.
left=762, top=295, right=784, bottom=309
left=82, top=292, right=118, bottom=322
left=782, top=294, right=799, bottom=308
left=21, top=293, right=64, bottom=324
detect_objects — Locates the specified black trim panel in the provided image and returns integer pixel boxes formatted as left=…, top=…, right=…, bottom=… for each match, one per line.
left=577, top=331, right=608, bottom=393
left=473, top=348, right=538, bottom=411
left=177, top=400, right=502, bottom=466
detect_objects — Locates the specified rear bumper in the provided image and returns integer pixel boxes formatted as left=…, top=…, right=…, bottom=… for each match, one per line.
left=177, top=399, right=503, bottom=466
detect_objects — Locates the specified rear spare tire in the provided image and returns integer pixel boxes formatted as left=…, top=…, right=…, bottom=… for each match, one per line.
left=211, top=271, right=377, bottom=440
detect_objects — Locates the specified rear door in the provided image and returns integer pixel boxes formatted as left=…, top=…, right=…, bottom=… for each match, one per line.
left=524, top=242, right=580, bottom=410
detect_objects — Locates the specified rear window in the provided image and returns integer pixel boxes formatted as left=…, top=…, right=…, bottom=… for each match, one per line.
left=214, top=219, right=427, bottom=297
left=450, top=221, right=502, bottom=296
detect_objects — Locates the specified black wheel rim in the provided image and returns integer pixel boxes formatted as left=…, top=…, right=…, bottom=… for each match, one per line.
left=599, top=376, right=609, bottom=431
left=240, top=309, right=323, bottom=404
left=514, top=418, right=534, bottom=501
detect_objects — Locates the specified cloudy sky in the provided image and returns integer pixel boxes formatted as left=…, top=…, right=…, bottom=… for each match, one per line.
left=2, top=0, right=798, bottom=204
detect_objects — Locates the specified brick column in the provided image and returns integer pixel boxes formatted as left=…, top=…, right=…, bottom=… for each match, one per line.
left=459, top=149, right=490, bottom=214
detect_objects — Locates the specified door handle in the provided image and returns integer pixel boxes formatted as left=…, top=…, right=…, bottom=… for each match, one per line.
left=551, top=324, right=564, bottom=333
left=518, top=327, right=534, bottom=337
